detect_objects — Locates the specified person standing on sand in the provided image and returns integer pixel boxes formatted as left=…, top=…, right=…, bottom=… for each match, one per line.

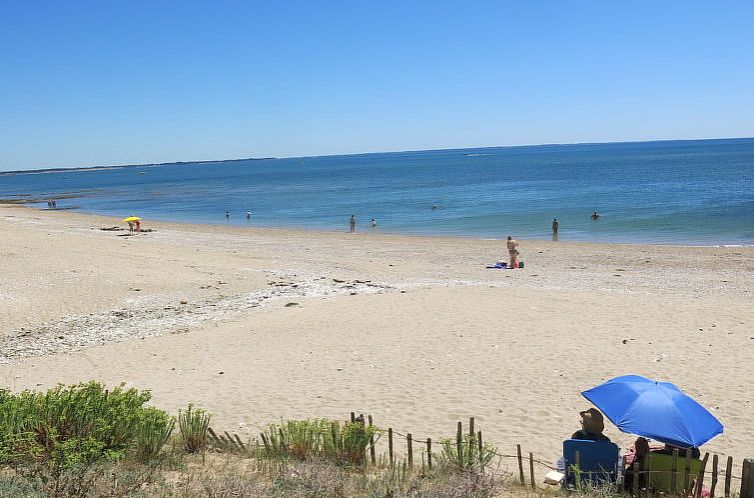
left=349, top=214, right=356, bottom=233
left=506, top=236, right=519, bottom=269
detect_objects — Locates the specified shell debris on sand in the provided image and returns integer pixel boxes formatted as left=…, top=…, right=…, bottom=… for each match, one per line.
left=0, top=270, right=394, bottom=364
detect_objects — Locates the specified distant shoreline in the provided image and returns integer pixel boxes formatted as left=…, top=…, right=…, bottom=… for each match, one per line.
left=3, top=135, right=753, bottom=175
left=0, top=156, right=276, bottom=177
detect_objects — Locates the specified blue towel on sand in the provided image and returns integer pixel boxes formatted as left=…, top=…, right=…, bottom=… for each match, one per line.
left=486, top=262, right=507, bottom=269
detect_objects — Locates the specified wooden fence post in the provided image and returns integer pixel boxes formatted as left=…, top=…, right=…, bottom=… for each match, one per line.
left=427, top=438, right=433, bottom=470
left=640, top=452, right=649, bottom=490
left=741, top=458, right=754, bottom=498
left=388, top=428, right=394, bottom=467
left=710, top=454, right=719, bottom=498
left=468, top=417, right=475, bottom=468
left=456, top=422, right=463, bottom=469
left=368, top=415, right=376, bottom=465
left=683, top=452, right=692, bottom=494
left=695, top=453, right=709, bottom=498
left=407, top=433, right=413, bottom=468
left=671, top=449, right=679, bottom=495
left=260, top=433, right=271, bottom=454
left=724, top=456, right=733, bottom=498
left=207, top=427, right=221, bottom=446
left=477, top=431, right=483, bottom=469
left=632, top=461, right=640, bottom=494
left=517, top=444, right=525, bottom=485
left=223, top=431, right=236, bottom=450
left=529, top=452, right=535, bottom=489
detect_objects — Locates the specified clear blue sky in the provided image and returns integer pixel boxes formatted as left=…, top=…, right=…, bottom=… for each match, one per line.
left=1, top=1, right=753, bottom=170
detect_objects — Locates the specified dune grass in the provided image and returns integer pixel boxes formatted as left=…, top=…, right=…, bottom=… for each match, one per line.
left=178, top=403, right=211, bottom=453
left=0, top=381, right=694, bottom=498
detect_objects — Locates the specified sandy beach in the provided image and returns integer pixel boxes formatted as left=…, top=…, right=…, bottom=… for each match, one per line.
left=1, top=204, right=753, bottom=470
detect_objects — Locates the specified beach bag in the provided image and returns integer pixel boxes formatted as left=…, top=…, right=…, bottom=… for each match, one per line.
left=519, top=261, right=524, bottom=268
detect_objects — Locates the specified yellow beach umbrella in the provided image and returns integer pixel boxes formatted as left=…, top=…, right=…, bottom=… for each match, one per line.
left=122, top=216, right=141, bottom=222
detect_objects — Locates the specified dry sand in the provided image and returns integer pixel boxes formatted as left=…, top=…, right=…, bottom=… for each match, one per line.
left=1, top=204, right=753, bottom=472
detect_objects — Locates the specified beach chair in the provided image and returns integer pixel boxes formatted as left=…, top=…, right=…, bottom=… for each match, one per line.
left=646, top=452, right=701, bottom=493
left=563, top=439, right=621, bottom=487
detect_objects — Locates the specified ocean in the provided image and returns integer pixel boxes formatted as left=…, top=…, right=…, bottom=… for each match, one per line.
left=2, top=138, right=753, bottom=245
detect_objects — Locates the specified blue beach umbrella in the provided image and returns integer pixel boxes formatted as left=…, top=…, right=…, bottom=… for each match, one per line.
left=582, top=375, right=723, bottom=448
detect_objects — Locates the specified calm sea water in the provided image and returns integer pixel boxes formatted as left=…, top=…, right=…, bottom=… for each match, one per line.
left=2, top=139, right=753, bottom=245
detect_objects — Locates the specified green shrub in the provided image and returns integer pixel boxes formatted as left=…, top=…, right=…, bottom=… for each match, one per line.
left=178, top=404, right=210, bottom=453
left=438, top=433, right=496, bottom=471
left=261, top=419, right=329, bottom=460
left=322, top=420, right=377, bottom=467
left=135, top=407, right=175, bottom=462
left=0, top=381, right=172, bottom=495
left=260, top=419, right=378, bottom=467
left=0, top=382, right=168, bottom=467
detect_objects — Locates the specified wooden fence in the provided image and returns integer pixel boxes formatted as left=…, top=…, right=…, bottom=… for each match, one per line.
left=206, top=412, right=754, bottom=498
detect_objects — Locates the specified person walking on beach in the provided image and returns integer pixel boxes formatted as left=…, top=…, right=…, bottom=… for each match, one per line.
left=552, top=218, right=559, bottom=236
left=506, top=236, right=519, bottom=269
left=349, top=214, right=356, bottom=233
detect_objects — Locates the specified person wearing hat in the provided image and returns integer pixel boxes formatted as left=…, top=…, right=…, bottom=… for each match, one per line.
left=571, top=408, right=611, bottom=442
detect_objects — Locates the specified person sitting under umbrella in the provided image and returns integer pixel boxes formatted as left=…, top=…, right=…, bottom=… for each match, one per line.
left=123, top=216, right=141, bottom=233
left=581, top=375, right=723, bottom=449
left=571, top=408, right=611, bottom=442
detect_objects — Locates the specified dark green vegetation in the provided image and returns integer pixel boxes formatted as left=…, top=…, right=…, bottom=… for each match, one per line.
left=0, top=382, right=511, bottom=497
left=2, top=381, right=703, bottom=498
left=0, top=382, right=173, bottom=496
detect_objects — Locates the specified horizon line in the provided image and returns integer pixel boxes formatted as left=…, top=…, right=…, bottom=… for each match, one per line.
left=3, top=135, right=753, bottom=175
